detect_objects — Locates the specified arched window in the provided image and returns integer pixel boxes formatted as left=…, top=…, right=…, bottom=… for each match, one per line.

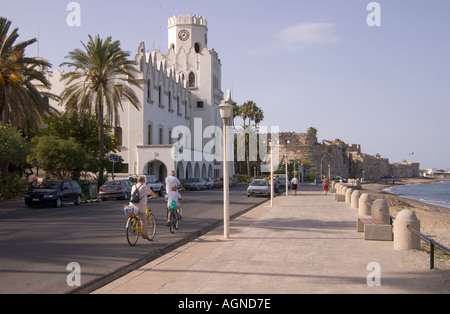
left=195, top=43, right=200, bottom=53
left=188, top=72, right=196, bottom=88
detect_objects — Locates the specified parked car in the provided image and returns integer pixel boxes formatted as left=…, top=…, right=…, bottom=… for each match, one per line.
left=183, top=178, right=206, bottom=190
left=130, top=175, right=164, bottom=195
left=25, top=180, right=82, bottom=208
left=276, top=175, right=291, bottom=189
left=204, top=178, right=214, bottom=189
left=247, top=179, right=271, bottom=198
left=331, top=176, right=348, bottom=183
left=99, top=179, right=132, bottom=201
left=213, top=178, right=223, bottom=189
left=145, top=175, right=164, bottom=195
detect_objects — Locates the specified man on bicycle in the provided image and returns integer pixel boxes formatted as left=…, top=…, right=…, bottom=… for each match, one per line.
left=131, top=176, right=158, bottom=239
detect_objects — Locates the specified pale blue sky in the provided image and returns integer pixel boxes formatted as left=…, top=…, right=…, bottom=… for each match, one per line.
left=3, top=0, right=449, bottom=170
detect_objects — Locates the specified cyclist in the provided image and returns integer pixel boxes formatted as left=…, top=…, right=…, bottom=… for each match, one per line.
left=131, top=175, right=158, bottom=239
left=166, top=184, right=184, bottom=226
left=165, top=170, right=184, bottom=218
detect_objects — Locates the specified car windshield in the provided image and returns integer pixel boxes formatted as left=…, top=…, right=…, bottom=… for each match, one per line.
left=251, top=180, right=268, bottom=187
left=37, top=180, right=62, bottom=190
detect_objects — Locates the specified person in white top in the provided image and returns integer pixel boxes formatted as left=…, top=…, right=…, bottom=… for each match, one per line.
left=165, top=170, right=184, bottom=216
left=166, top=184, right=184, bottom=225
left=291, top=177, right=298, bottom=196
left=130, top=176, right=158, bottom=238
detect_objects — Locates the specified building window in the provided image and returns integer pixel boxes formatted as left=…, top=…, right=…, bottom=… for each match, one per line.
left=197, top=101, right=204, bottom=109
left=189, top=72, right=196, bottom=88
left=159, top=127, right=164, bottom=145
left=195, top=43, right=200, bottom=53
left=115, top=127, right=123, bottom=147
left=158, top=85, right=162, bottom=106
left=147, top=124, right=152, bottom=145
left=147, top=79, right=151, bottom=101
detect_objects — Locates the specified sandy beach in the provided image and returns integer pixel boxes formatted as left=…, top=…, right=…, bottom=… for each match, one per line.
left=360, top=178, right=450, bottom=264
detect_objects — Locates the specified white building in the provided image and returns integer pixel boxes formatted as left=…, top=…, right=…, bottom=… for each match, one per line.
left=48, top=14, right=233, bottom=182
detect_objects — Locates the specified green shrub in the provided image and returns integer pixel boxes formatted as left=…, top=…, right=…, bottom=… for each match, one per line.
left=0, top=175, right=28, bottom=200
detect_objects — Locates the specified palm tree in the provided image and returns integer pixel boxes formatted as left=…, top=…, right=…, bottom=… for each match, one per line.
left=60, top=34, right=142, bottom=184
left=0, top=17, right=55, bottom=130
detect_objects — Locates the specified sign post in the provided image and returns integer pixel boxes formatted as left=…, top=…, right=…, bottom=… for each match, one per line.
left=109, top=154, right=119, bottom=180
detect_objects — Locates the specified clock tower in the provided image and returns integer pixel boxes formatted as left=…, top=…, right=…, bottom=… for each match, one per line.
left=168, top=15, right=208, bottom=53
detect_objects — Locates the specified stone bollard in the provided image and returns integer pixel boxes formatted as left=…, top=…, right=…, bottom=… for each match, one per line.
left=358, top=193, right=372, bottom=216
left=336, top=184, right=341, bottom=194
left=345, top=188, right=353, bottom=203
left=351, top=190, right=362, bottom=209
left=394, top=210, right=421, bottom=251
left=371, top=199, right=390, bottom=224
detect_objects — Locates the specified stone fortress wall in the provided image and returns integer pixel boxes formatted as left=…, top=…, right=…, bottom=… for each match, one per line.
left=277, top=132, right=420, bottom=180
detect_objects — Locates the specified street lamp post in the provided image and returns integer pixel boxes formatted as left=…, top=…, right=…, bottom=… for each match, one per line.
left=218, top=92, right=233, bottom=239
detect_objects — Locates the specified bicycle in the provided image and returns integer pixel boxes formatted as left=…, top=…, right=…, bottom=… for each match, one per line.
left=124, top=205, right=157, bottom=246
left=168, top=206, right=180, bottom=234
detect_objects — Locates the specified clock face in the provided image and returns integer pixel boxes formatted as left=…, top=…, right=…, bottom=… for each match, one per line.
left=178, top=30, right=190, bottom=41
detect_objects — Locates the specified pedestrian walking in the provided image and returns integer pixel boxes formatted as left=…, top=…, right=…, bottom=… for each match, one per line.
left=291, top=177, right=298, bottom=196
left=322, top=176, right=330, bottom=196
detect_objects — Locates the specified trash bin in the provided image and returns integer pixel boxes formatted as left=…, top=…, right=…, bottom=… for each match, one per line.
left=89, top=181, right=98, bottom=201
left=77, top=180, right=98, bottom=202
left=77, top=180, right=91, bottom=202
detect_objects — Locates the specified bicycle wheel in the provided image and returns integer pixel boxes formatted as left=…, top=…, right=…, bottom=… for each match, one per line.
left=146, top=213, right=157, bottom=241
left=169, top=212, right=175, bottom=234
left=174, top=212, right=179, bottom=230
left=126, top=217, right=140, bottom=246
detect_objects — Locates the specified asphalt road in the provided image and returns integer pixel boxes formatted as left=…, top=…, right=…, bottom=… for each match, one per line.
left=0, top=184, right=267, bottom=294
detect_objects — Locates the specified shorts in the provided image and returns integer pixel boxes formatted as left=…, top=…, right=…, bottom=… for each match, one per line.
left=292, top=184, right=298, bottom=190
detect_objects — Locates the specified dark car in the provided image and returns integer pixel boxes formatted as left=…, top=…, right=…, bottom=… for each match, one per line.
left=25, top=180, right=82, bottom=208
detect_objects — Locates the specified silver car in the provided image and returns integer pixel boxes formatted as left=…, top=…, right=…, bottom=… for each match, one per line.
left=247, top=179, right=271, bottom=198
left=99, top=180, right=133, bottom=200
left=183, top=178, right=207, bottom=191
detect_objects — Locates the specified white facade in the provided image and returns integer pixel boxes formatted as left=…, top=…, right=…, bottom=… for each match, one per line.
left=48, top=14, right=232, bottom=182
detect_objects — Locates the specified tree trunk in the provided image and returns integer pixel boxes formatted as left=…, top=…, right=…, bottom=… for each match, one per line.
left=98, top=100, right=105, bottom=185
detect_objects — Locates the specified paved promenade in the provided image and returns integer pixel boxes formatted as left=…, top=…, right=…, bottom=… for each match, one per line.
left=93, top=188, right=449, bottom=294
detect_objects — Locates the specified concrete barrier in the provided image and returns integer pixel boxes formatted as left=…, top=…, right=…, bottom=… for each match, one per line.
left=351, top=190, right=361, bottom=209
left=371, top=199, right=390, bottom=224
left=394, top=210, right=421, bottom=251
left=358, top=193, right=372, bottom=216
left=345, top=188, right=353, bottom=204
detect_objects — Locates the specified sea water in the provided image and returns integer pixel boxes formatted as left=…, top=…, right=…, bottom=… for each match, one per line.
left=384, top=180, right=450, bottom=209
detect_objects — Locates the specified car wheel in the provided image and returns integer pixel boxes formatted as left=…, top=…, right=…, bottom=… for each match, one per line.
left=74, top=195, right=82, bottom=205
left=55, top=197, right=62, bottom=208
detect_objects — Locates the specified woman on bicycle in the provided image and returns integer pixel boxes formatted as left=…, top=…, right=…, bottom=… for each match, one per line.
left=131, top=176, right=158, bottom=238
left=166, top=184, right=184, bottom=225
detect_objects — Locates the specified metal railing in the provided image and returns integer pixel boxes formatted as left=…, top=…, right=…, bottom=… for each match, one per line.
left=407, top=225, right=450, bottom=270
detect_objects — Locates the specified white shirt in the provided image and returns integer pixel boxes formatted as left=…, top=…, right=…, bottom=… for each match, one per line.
left=130, top=183, right=151, bottom=213
left=167, top=190, right=182, bottom=207
left=165, top=175, right=181, bottom=190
